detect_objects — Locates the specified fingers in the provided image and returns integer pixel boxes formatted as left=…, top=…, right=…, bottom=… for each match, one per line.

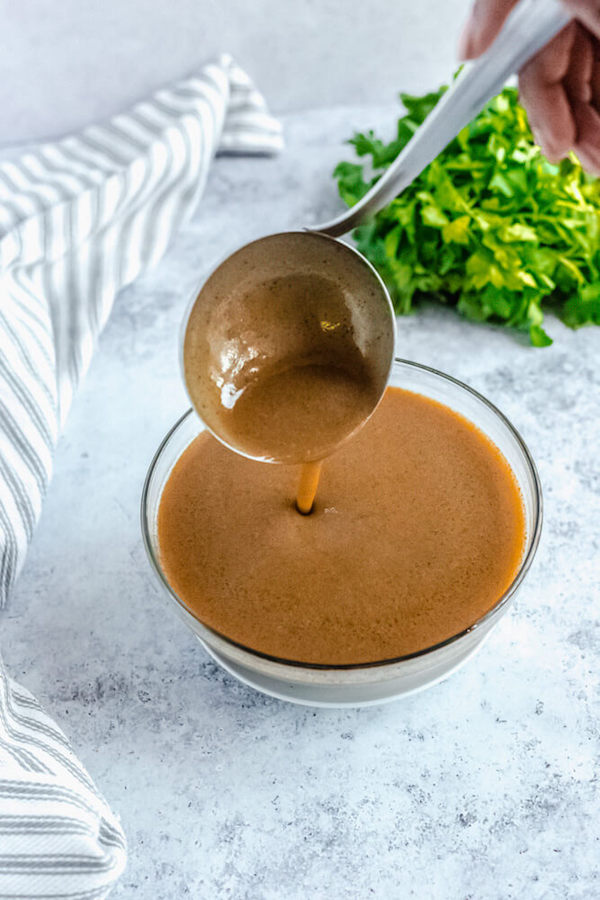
left=564, top=23, right=594, bottom=103
left=590, top=45, right=600, bottom=109
left=563, top=25, right=600, bottom=171
left=573, top=101, right=600, bottom=171
left=557, top=0, right=600, bottom=168
left=457, top=0, right=518, bottom=60
left=458, top=0, right=600, bottom=173
left=519, top=25, right=577, bottom=161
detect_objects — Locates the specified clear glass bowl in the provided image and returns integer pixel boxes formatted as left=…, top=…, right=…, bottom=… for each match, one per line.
left=141, top=359, right=542, bottom=699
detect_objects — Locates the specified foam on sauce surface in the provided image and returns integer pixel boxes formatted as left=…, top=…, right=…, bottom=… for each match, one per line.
left=158, top=387, right=526, bottom=665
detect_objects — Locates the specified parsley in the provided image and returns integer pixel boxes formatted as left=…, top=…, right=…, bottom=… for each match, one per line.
left=334, top=84, right=600, bottom=345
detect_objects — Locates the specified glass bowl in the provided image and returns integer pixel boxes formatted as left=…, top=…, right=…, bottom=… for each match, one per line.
left=141, top=359, right=542, bottom=705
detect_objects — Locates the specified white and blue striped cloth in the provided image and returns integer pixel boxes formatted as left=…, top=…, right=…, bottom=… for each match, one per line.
left=0, top=54, right=282, bottom=898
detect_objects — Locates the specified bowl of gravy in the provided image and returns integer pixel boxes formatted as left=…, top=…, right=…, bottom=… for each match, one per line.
left=141, top=359, right=542, bottom=706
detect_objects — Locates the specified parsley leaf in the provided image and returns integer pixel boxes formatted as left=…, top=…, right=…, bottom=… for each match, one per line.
left=334, top=84, right=600, bottom=346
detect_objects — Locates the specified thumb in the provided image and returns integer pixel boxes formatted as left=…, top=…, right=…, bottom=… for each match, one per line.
left=458, top=0, right=519, bottom=60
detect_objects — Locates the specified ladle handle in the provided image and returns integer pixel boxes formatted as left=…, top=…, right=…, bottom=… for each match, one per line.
left=311, top=0, right=571, bottom=238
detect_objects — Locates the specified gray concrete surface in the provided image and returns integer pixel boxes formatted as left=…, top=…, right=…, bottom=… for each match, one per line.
left=0, top=0, right=469, bottom=142
left=2, top=104, right=600, bottom=899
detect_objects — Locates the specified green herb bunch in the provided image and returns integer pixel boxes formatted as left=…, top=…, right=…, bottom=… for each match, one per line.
left=334, top=85, right=600, bottom=345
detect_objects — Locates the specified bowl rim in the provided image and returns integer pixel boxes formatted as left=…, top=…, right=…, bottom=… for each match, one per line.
left=141, top=356, right=543, bottom=671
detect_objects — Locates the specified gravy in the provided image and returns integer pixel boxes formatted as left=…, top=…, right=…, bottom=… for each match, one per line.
left=158, top=387, right=526, bottom=665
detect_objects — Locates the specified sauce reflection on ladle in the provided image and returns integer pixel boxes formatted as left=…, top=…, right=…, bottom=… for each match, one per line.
left=181, top=232, right=395, bottom=511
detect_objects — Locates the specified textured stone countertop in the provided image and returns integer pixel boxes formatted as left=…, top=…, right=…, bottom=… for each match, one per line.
left=2, top=106, right=600, bottom=899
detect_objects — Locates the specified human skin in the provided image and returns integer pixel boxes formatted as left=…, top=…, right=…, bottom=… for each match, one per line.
left=458, top=0, right=600, bottom=172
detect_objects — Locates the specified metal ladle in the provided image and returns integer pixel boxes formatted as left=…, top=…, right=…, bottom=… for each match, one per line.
left=182, top=0, right=569, bottom=503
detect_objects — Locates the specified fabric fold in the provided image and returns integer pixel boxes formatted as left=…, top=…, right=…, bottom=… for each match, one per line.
left=0, top=55, right=282, bottom=898
left=0, top=659, right=127, bottom=899
left=0, top=53, right=283, bottom=606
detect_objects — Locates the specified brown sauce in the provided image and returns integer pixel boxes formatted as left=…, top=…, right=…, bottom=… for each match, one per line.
left=183, top=234, right=393, bottom=464
left=216, top=358, right=378, bottom=463
left=296, top=459, right=323, bottom=515
left=157, top=387, right=526, bottom=666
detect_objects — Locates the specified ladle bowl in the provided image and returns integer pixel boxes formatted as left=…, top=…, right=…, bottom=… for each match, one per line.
left=181, top=231, right=396, bottom=463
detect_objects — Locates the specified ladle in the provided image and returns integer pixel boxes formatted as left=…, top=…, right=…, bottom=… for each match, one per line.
left=181, top=0, right=569, bottom=510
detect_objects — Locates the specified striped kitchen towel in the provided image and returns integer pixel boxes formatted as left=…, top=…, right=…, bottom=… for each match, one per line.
left=0, top=658, right=127, bottom=898
left=0, top=55, right=282, bottom=898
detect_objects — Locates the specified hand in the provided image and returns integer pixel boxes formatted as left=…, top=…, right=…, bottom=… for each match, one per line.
left=458, top=0, right=600, bottom=173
